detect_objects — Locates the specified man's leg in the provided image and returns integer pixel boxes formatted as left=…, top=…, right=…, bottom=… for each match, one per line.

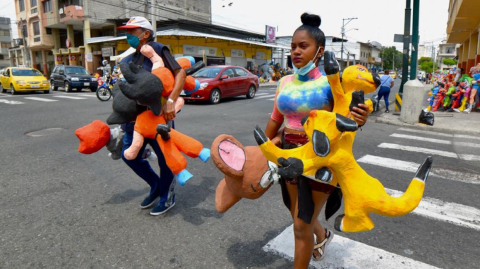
left=148, top=138, right=176, bottom=207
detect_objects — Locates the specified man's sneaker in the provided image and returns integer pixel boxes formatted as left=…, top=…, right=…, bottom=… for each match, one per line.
left=140, top=194, right=159, bottom=209
left=150, top=202, right=175, bottom=216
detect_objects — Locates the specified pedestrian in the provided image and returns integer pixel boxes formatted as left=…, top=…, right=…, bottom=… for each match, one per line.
left=377, top=69, right=394, bottom=113
left=264, top=13, right=369, bottom=267
left=117, top=16, right=186, bottom=215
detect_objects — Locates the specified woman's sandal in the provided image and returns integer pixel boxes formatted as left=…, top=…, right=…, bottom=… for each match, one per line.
left=312, top=228, right=334, bottom=261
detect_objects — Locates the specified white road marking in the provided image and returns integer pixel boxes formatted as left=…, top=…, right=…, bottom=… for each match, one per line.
left=454, top=142, right=480, bottom=148
left=255, top=93, right=270, bottom=96
left=76, top=94, right=97, bottom=97
left=378, top=143, right=480, bottom=161
left=53, top=96, right=87, bottom=100
left=357, top=155, right=480, bottom=184
left=398, top=127, right=480, bottom=141
left=390, top=133, right=451, bottom=144
left=24, top=97, right=58, bottom=102
left=255, top=94, right=276, bottom=99
left=268, top=98, right=275, bottom=101
left=387, top=189, right=480, bottom=231
left=0, top=99, right=24, bottom=105
left=263, top=225, right=440, bottom=269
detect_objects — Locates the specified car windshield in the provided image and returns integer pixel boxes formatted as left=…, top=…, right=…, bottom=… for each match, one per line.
left=193, top=68, right=223, bottom=78
left=12, top=69, right=42, bottom=76
left=66, top=67, right=88, bottom=75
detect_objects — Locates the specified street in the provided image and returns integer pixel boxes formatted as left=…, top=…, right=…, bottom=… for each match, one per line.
left=1, top=85, right=479, bottom=269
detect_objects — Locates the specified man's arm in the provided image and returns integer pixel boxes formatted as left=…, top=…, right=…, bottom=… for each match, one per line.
left=164, top=68, right=186, bottom=120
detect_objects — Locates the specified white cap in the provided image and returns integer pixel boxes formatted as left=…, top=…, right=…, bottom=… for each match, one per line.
left=118, top=16, right=155, bottom=36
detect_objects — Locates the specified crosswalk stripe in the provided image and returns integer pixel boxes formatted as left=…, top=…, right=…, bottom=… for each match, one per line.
left=268, top=98, right=275, bottom=101
left=357, top=155, right=480, bottom=185
left=263, top=225, right=440, bottom=269
left=255, top=94, right=276, bottom=99
left=54, top=96, right=87, bottom=100
left=0, top=99, right=24, bottom=105
left=454, top=141, right=480, bottom=148
left=76, top=94, right=97, bottom=97
left=386, top=189, right=480, bottom=231
left=24, top=97, right=57, bottom=102
left=390, top=133, right=451, bottom=144
left=255, top=93, right=270, bottom=96
left=378, top=143, right=480, bottom=161
left=398, top=127, right=480, bottom=141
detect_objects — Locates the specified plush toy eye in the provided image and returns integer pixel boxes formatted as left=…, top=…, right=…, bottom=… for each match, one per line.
left=357, top=67, right=366, bottom=72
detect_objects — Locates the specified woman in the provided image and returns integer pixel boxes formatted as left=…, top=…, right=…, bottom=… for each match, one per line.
left=264, top=13, right=368, bottom=268
left=377, top=70, right=394, bottom=113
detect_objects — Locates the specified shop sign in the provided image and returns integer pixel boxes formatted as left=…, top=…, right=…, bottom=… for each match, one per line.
left=183, top=45, right=217, bottom=56
left=231, top=49, right=244, bottom=58
left=69, top=55, right=76, bottom=61
left=56, top=55, right=62, bottom=61
left=93, top=51, right=102, bottom=55
left=265, top=25, right=276, bottom=44
left=85, top=53, right=93, bottom=62
left=102, top=47, right=113, bottom=57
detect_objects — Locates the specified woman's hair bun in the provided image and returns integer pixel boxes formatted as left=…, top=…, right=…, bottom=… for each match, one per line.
left=301, top=13, right=321, bottom=28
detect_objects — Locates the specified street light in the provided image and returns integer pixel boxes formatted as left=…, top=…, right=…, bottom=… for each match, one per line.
left=341, top=17, right=358, bottom=69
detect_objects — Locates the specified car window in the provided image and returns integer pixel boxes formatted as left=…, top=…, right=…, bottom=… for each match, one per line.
left=192, top=67, right=223, bottom=78
left=66, top=67, right=88, bottom=75
left=234, top=68, right=247, bottom=77
left=11, top=69, right=42, bottom=76
left=58, top=66, right=64, bottom=73
left=223, top=69, right=234, bottom=78
left=5, top=69, right=10, bottom=76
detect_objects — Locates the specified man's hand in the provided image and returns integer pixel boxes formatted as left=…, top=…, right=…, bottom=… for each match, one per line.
left=351, top=103, right=369, bottom=126
left=163, top=100, right=176, bottom=120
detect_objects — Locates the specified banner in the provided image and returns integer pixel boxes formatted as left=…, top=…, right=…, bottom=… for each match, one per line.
left=266, top=25, right=276, bottom=44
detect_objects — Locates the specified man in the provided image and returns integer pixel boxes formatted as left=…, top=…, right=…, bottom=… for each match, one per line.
left=118, top=17, right=186, bottom=215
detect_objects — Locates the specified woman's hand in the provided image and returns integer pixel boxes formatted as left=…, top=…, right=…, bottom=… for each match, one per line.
left=351, top=103, right=369, bottom=127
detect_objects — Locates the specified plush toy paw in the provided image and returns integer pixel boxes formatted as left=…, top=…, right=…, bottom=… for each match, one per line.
left=199, top=148, right=211, bottom=162
left=323, top=51, right=339, bottom=75
left=260, top=161, right=280, bottom=188
left=177, top=169, right=193, bottom=186
left=156, top=123, right=171, bottom=141
left=123, top=147, right=138, bottom=160
left=277, top=157, right=304, bottom=180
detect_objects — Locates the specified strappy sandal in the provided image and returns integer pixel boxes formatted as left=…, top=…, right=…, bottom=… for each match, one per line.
left=312, top=228, right=334, bottom=261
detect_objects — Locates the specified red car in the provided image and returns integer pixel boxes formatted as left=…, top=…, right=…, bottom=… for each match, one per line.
left=181, top=65, right=259, bottom=104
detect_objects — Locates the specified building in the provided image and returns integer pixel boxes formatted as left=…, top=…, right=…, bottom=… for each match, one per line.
left=11, top=0, right=212, bottom=76
left=436, top=42, right=460, bottom=70
left=0, top=17, right=12, bottom=69
left=446, top=0, right=480, bottom=73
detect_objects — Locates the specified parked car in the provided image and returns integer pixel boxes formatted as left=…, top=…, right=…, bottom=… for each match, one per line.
left=50, top=65, right=97, bottom=92
left=0, top=67, right=50, bottom=94
left=182, top=65, right=259, bottom=104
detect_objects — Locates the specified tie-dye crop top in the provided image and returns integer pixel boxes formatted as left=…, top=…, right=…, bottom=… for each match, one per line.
left=271, top=67, right=333, bottom=131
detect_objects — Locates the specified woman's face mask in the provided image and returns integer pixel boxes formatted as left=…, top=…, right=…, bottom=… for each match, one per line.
left=126, top=31, right=145, bottom=49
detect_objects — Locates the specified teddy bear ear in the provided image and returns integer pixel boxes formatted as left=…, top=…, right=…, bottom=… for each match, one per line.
left=211, top=135, right=246, bottom=178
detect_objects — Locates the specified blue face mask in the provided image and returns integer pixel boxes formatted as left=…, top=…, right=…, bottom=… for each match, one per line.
left=293, top=47, right=322, bottom=76
left=126, top=32, right=145, bottom=49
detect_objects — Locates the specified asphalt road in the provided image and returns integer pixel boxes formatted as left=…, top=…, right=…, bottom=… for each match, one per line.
left=0, top=84, right=479, bottom=269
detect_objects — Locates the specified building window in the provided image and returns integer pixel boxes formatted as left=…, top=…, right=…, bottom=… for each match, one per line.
left=43, top=0, right=52, bottom=12
left=446, top=47, right=454, bottom=54
left=19, top=0, right=25, bottom=11
left=31, top=0, right=37, bottom=7
left=66, top=0, right=83, bottom=6
left=0, top=55, right=4, bottom=60
left=46, top=28, right=52, bottom=34
left=1, top=42, right=10, bottom=48
left=33, top=21, right=40, bottom=36
left=21, top=25, right=27, bottom=38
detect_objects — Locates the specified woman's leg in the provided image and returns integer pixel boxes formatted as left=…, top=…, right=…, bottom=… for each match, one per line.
left=384, top=89, right=391, bottom=111
left=287, top=184, right=330, bottom=268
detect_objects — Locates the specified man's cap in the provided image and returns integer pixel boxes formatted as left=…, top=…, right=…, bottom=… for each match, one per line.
left=118, top=16, right=154, bottom=33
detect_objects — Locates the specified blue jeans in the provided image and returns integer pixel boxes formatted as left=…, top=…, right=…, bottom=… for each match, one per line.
left=378, top=86, right=391, bottom=111
left=121, top=122, right=175, bottom=206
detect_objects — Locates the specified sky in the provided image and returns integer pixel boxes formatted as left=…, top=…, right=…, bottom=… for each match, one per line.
left=1, top=0, right=450, bottom=49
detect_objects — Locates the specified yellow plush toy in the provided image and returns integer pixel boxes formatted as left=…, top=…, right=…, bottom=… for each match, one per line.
left=254, top=51, right=433, bottom=232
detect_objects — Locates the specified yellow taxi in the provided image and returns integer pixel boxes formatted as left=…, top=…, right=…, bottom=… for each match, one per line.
left=389, top=71, right=397, bottom=79
left=0, top=67, right=50, bottom=94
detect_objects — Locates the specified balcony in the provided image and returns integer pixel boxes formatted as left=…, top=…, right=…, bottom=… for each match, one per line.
left=28, top=34, right=54, bottom=49
left=59, top=5, right=85, bottom=23
left=43, top=11, right=59, bottom=28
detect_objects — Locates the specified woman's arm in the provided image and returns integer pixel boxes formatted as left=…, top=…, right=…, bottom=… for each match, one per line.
left=265, top=118, right=283, bottom=146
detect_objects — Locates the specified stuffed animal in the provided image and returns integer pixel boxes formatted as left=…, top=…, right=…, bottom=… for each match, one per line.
left=75, top=120, right=124, bottom=160
left=253, top=51, right=433, bottom=233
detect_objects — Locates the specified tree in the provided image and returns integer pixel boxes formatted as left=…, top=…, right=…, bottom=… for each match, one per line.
left=418, top=57, right=432, bottom=65
left=419, top=61, right=437, bottom=73
left=443, top=58, right=457, bottom=67
left=380, top=46, right=403, bottom=70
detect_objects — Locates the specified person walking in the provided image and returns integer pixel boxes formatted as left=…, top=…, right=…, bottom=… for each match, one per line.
left=117, top=17, right=186, bottom=215
left=377, top=70, right=394, bottom=113
left=264, top=13, right=369, bottom=268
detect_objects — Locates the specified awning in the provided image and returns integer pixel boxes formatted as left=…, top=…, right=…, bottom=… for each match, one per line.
left=86, top=29, right=290, bottom=50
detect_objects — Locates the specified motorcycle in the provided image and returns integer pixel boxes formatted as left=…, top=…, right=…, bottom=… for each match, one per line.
left=95, top=65, right=118, bottom=101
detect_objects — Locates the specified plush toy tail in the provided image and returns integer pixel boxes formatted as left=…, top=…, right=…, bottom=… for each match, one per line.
left=75, top=120, right=111, bottom=154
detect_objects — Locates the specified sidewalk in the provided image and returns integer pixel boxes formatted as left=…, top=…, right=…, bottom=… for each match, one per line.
left=372, top=84, right=480, bottom=136
left=259, top=81, right=278, bottom=88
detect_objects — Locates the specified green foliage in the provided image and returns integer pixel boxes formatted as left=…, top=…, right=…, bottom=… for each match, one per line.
left=419, top=61, right=437, bottom=73
left=418, top=57, right=432, bottom=65
left=380, top=46, right=403, bottom=70
left=442, top=58, right=457, bottom=66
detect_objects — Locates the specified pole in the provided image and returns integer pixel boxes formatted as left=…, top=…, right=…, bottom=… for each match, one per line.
left=410, top=0, right=420, bottom=80
left=341, top=17, right=357, bottom=70
left=150, top=0, right=156, bottom=34
left=399, top=0, right=411, bottom=93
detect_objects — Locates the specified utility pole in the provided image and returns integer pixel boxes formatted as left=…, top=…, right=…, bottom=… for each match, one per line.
left=341, top=17, right=357, bottom=70
left=150, top=0, right=156, bottom=34
left=410, top=0, right=420, bottom=80
left=399, top=0, right=411, bottom=94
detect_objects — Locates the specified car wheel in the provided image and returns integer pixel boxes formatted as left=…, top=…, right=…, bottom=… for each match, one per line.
left=246, top=85, right=256, bottom=99
left=64, top=81, right=71, bottom=92
left=50, top=81, right=58, bottom=91
left=209, top=89, right=221, bottom=104
left=10, top=84, right=16, bottom=95
left=43, top=90, right=50, bottom=94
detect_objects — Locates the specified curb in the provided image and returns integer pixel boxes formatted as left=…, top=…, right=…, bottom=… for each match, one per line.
left=373, top=115, right=480, bottom=136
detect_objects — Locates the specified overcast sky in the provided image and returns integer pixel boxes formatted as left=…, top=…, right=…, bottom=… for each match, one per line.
left=1, top=0, right=449, bottom=49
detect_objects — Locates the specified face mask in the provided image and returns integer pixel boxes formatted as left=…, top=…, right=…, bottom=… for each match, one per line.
left=293, top=46, right=322, bottom=76
left=126, top=32, right=145, bottom=49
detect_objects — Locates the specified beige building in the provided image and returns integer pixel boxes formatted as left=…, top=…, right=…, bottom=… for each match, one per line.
left=436, top=42, right=460, bottom=70
left=446, top=0, right=480, bottom=73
